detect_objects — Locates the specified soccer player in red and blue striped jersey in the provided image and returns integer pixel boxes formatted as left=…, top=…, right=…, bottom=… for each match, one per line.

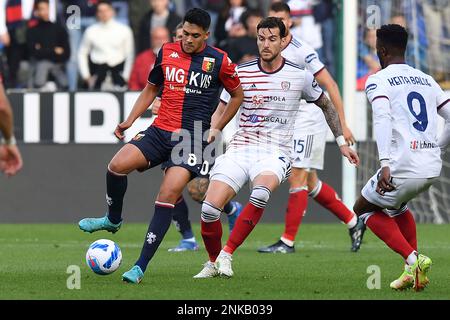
left=78, top=8, right=244, bottom=284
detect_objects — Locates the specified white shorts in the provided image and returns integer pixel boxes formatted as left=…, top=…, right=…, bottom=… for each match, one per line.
left=209, top=147, right=291, bottom=194
left=290, top=131, right=327, bottom=169
left=361, top=170, right=438, bottom=217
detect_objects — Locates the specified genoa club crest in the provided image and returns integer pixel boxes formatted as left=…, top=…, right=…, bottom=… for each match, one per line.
left=281, top=81, right=291, bottom=91
left=202, top=57, right=215, bottom=73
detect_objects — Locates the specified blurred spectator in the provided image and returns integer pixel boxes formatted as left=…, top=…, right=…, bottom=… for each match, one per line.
left=214, top=0, right=248, bottom=48
left=312, top=0, right=336, bottom=77
left=137, top=0, right=181, bottom=53
left=128, top=0, right=149, bottom=44
left=171, top=21, right=183, bottom=41
left=356, top=28, right=380, bottom=90
left=225, top=9, right=262, bottom=63
left=110, top=0, right=129, bottom=26
left=147, top=23, right=182, bottom=113
left=204, top=0, right=226, bottom=45
left=27, top=0, right=70, bottom=90
left=128, top=26, right=170, bottom=91
left=78, top=0, right=134, bottom=90
left=63, top=0, right=99, bottom=91
left=151, top=25, right=170, bottom=54
left=0, top=0, right=57, bottom=88
left=390, top=14, right=424, bottom=71
left=422, top=0, right=450, bottom=86
left=288, top=0, right=323, bottom=55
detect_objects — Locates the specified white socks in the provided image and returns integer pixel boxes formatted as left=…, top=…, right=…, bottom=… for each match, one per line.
left=347, top=215, right=358, bottom=229
left=280, top=237, right=294, bottom=247
left=406, top=251, right=418, bottom=266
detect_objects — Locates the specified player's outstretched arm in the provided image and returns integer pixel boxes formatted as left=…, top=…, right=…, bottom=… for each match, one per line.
left=315, top=69, right=356, bottom=145
left=314, top=93, right=359, bottom=166
left=114, top=83, right=160, bottom=140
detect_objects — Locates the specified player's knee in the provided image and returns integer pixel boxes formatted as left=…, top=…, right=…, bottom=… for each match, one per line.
left=157, top=188, right=180, bottom=204
left=249, top=185, right=271, bottom=208
left=187, top=177, right=209, bottom=203
left=288, top=169, right=308, bottom=188
left=307, top=178, right=319, bottom=193
left=201, top=201, right=222, bottom=222
left=108, top=161, right=128, bottom=176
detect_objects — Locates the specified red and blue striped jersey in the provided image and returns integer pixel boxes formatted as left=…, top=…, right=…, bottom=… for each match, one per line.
left=148, top=41, right=240, bottom=133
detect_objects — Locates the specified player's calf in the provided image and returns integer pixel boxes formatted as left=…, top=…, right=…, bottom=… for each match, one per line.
left=187, top=177, right=209, bottom=203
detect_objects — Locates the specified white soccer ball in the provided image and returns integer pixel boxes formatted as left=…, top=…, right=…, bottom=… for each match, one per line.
left=86, top=239, right=122, bottom=275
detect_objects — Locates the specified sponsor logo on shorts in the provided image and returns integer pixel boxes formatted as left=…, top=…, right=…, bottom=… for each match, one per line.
left=133, top=133, right=145, bottom=141
left=312, top=80, right=319, bottom=88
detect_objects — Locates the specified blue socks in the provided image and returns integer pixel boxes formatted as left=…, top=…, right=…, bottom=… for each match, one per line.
left=223, top=202, right=234, bottom=216
left=106, top=170, right=127, bottom=224
left=172, top=197, right=194, bottom=239
left=135, top=203, right=174, bottom=272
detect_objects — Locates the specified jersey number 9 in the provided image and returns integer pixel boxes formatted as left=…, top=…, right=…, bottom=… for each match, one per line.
left=407, top=91, right=428, bottom=132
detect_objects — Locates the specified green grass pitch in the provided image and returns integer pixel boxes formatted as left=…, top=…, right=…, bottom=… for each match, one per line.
left=0, top=223, right=449, bottom=300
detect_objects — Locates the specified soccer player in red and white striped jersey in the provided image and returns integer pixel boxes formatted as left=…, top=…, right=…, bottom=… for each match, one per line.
left=258, top=2, right=366, bottom=255
left=194, top=17, right=359, bottom=278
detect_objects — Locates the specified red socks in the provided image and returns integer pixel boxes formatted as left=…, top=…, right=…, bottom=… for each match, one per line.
left=312, top=181, right=354, bottom=224
left=224, top=203, right=264, bottom=254
left=394, top=209, right=417, bottom=251
left=201, top=220, right=222, bottom=262
left=282, top=189, right=308, bottom=241
left=366, top=211, right=415, bottom=259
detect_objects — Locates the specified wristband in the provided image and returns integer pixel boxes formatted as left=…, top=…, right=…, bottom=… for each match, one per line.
left=0, top=136, right=17, bottom=145
left=336, top=135, right=346, bottom=147
left=380, top=159, right=390, bottom=168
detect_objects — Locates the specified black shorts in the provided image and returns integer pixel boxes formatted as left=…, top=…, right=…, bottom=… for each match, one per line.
left=129, top=125, right=214, bottom=179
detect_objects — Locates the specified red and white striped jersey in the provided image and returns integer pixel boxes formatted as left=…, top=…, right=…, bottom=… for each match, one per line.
left=221, top=58, right=322, bottom=156
left=282, top=35, right=327, bottom=134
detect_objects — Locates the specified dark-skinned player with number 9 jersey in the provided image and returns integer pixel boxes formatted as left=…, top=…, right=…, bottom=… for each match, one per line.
left=78, top=8, right=244, bottom=284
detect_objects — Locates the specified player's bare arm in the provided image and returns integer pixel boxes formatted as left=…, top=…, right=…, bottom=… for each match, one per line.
left=210, top=100, right=227, bottom=130
left=314, top=93, right=343, bottom=138
left=0, top=83, right=14, bottom=140
left=314, top=93, right=360, bottom=166
left=315, top=69, right=355, bottom=145
left=114, top=83, right=160, bottom=139
left=208, top=86, right=243, bottom=143
left=212, top=86, right=243, bottom=131
left=0, top=82, right=23, bottom=177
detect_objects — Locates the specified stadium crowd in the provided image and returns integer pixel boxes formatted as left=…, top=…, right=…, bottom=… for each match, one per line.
left=0, top=0, right=448, bottom=91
